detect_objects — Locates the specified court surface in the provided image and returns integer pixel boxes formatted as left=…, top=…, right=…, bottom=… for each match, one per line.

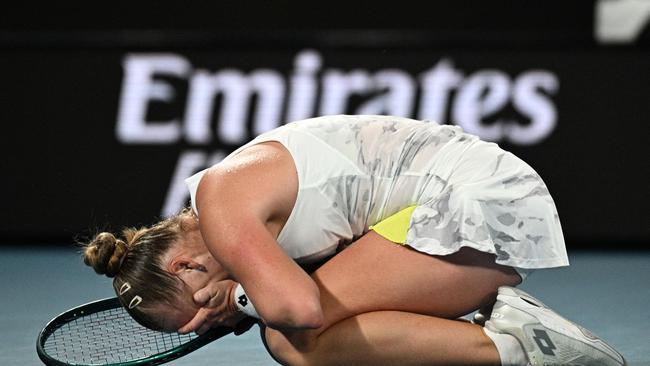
left=1, top=246, right=648, bottom=365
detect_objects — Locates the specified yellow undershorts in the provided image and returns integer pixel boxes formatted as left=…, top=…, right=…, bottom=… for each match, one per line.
left=369, top=205, right=417, bottom=245
left=369, top=205, right=534, bottom=282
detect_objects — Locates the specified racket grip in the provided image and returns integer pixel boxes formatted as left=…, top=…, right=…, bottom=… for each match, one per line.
left=233, top=316, right=258, bottom=335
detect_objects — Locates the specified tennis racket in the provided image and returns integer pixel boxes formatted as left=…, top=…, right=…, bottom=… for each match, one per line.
left=37, top=297, right=257, bottom=366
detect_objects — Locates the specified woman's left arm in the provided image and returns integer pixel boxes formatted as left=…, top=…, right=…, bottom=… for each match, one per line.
left=190, top=144, right=324, bottom=331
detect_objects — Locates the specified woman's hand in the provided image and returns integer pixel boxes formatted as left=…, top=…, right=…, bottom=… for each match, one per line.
left=178, top=279, right=246, bottom=335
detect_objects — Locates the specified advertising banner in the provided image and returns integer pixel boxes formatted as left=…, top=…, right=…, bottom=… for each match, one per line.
left=2, top=46, right=648, bottom=246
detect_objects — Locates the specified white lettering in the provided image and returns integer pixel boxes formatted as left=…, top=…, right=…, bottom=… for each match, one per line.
left=453, top=70, right=511, bottom=141
left=250, top=70, right=286, bottom=136
left=596, top=0, right=650, bottom=44
left=161, top=150, right=207, bottom=217
left=184, top=69, right=285, bottom=144
left=161, top=150, right=227, bottom=217
left=116, top=54, right=190, bottom=143
left=509, top=71, right=559, bottom=144
left=286, top=50, right=321, bottom=122
left=357, top=70, right=415, bottom=116
left=418, top=59, right=463, bottom=123
left=117, top=51, right=560, bottom=147
left=184, top=70, right=215, bottom=144
left=113, top=51, right=562, bottom=217
left=320, top=70, right=372, bottom=115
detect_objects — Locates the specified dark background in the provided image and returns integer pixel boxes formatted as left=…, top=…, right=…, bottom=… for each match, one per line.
left=1, top=1, right=648, bottom=248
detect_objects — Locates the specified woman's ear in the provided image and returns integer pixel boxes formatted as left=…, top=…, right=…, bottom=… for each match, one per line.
left=168, top=257, right=207, bottom=275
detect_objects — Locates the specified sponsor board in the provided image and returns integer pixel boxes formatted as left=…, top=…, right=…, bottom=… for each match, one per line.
left=114, top=50, right=560, bottom=216
left=1, top=47, right=648, bottom=244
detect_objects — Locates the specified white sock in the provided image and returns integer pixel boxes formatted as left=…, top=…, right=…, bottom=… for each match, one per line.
left=483, top=327, right=529, bottom=366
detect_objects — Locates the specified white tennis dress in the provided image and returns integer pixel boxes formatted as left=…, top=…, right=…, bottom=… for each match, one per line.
left=186, top=115, right=569, bottom=270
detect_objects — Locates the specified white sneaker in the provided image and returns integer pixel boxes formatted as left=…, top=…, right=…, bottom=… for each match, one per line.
left=484, top=286, right=626, bottom=366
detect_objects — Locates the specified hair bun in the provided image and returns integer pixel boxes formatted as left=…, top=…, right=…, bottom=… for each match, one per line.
left=83, top=232, right=128, bottom=277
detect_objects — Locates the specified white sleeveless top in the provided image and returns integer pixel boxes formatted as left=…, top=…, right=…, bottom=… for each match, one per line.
left=186, top=115, right=568, bottom=269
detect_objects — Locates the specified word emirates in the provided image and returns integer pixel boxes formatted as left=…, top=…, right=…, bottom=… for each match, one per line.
left=115, top=50, right=559, bottom=216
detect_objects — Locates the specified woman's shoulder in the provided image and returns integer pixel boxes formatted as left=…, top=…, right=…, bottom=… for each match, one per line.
left=220, top=141, right=295, bottom=174
left=195, top=142, right=298, bottom=224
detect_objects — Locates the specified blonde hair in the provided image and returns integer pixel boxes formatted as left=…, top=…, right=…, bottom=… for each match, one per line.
left=83, top=208, right=198, bottom=330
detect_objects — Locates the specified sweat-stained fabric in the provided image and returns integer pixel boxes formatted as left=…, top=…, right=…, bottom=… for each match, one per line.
left=185, top=115, right=569, bottom=269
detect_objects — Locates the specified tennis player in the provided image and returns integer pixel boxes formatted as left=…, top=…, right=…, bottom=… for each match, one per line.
left=84, top=115, right=625, bottom=365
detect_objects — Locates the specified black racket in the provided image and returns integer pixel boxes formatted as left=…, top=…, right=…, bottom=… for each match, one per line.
left=37, top=297, right=257, bottom=366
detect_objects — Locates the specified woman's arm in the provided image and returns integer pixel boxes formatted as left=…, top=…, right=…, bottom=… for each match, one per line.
left=194, top=143, right=323, bottom=330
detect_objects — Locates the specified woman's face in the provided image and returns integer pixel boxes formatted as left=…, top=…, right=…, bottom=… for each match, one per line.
left=160, top=229, right=230, bottom=332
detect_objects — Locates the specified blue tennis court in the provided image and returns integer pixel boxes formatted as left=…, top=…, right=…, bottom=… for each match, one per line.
left=3, top=3, right=649, bottom=366
left=1, top=246, right=648, bottom=365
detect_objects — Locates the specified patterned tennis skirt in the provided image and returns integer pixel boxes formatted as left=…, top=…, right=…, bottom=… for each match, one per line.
left=373, top=141, right=570, bottom=270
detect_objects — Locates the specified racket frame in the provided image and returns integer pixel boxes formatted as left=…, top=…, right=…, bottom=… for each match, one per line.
left=36, top=297, right=234, bottom=366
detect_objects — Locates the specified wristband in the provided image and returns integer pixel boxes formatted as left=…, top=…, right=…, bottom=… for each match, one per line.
left=234, top=283, right=260, bottom=319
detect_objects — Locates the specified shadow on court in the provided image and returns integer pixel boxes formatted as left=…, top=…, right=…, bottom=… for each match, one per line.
left=1, top=246, right=647, bottom=365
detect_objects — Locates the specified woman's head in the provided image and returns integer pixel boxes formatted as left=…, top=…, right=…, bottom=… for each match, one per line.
left=83, top=209, right=224, bottom=332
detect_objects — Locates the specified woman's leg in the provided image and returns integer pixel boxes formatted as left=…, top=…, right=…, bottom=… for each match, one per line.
left=265, top=230, right=521, bottom=365
left=266, top=311, right=498, bottom=366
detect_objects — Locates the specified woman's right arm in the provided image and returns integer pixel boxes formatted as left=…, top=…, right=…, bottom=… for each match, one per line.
left=193, top=144, right=323, bottom=330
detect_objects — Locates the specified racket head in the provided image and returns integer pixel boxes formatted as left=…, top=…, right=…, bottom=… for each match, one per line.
left=36, top=297, right=234, bottom=366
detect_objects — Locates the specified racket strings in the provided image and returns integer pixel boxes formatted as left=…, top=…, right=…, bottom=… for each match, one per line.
left=43, top=306, right=198, bottom=364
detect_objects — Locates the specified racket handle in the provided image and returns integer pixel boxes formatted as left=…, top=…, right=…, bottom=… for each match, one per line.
left=233, top=316, right=258, bottom=335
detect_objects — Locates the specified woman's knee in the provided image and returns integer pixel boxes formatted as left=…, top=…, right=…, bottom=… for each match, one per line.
left=263, top=327, right=316, bottom=366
